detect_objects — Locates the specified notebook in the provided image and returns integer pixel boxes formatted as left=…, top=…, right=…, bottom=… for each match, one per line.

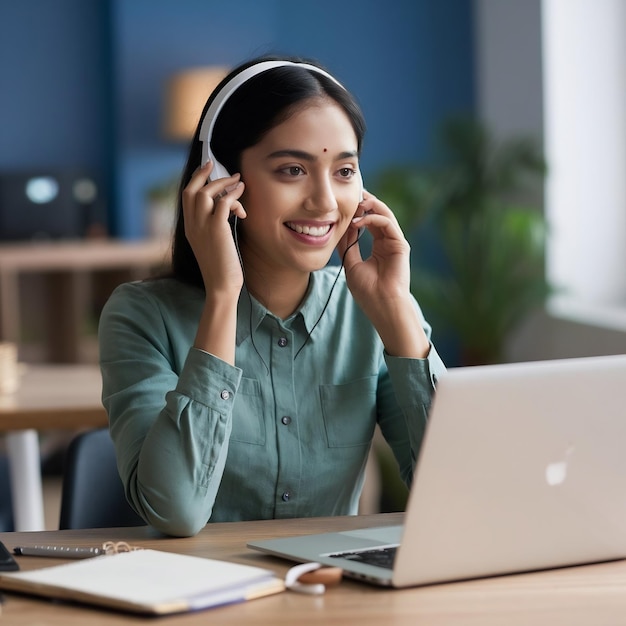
left=0, top=549, right=284, bottom=615
left=248, top=354, right=626, bottom=587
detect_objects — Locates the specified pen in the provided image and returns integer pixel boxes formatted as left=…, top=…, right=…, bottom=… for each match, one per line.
left=13, top=545, right=106, bottom=559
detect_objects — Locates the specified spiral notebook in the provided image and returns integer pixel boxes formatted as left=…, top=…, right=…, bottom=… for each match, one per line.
left=0, top=549, right=284, bottom=615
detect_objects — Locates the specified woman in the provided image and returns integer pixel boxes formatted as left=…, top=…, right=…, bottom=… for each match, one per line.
left=99, top=55, right=446, bottom=537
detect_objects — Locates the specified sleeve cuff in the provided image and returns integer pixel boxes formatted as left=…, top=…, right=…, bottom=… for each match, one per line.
left=384, top=343, right=447, bottom=405
left=175, top=347, right=243, bottom=409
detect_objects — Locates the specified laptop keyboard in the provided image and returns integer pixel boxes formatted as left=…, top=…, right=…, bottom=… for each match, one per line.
left=328, top=546, right=398, bottom=570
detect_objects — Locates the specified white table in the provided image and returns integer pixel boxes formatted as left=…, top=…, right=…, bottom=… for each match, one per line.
left=0, top=364, right=107, bottom=531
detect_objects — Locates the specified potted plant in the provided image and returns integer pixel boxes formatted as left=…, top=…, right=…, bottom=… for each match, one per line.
left=373, top=117, right=550, bottom=366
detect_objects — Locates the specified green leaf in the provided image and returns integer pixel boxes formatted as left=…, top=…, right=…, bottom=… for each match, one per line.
left=372, top=116, right=550, bottom=365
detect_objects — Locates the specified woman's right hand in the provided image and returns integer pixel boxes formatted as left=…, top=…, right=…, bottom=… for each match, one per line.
left=182, top=161, right=246, bottom=297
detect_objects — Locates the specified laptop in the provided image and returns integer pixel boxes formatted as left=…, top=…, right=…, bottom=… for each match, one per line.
left=248, top=354, right=626, bottom=587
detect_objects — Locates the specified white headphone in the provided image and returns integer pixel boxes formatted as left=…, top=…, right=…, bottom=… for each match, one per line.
left=198, top=59, right=363, bottom=200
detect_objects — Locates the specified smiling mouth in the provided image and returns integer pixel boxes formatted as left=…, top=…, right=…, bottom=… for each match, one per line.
left=285, top=222, right=332, bottom=237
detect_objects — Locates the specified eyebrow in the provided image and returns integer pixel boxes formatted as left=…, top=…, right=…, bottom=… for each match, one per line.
left=267, top=149, right=358, bottom=161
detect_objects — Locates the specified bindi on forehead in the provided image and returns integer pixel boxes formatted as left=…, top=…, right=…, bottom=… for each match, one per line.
left=323, top=148, right=327, bottom=152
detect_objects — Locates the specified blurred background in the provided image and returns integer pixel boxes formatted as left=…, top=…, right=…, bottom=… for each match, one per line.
left=2, top=0, right=625, bottom=367
left=0, top=0, right=478, bottom=365
left=0, top=0, right=474, bottom=241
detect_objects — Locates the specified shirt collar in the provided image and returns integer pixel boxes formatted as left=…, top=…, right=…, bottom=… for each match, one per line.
left=235, top=271, right=335, bottom=346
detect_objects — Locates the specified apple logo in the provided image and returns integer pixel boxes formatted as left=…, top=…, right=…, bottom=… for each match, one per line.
left=545, top=461, right=567, bottom=486
left=545, top=445, right=575, bottom=486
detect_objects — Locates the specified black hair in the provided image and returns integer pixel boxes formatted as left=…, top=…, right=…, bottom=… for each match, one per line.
left=169, top=55, right=366, bottom=288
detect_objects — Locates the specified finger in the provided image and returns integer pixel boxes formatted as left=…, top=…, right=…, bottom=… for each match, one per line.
left=209, top=180, right=245, bottom=220
left=338, top=223, right=363, bottom=271
left=186, top=165, right=241, bottom=202
left=212, top=179, right=242, bottom=204
left=213, top=188, right=229, bottom=202
left=228, top=200, right=247, bottom=221
left=182, top=163, right=216, bottom=222
left=205, top=172, right=241, bottom=202
left=185, top=161, right=215, bottom=194
left=352, top=212, right=401, bottom=241
left=360, top=192, right=400, bottom=227
left=188, top=172, right=241, bottom=220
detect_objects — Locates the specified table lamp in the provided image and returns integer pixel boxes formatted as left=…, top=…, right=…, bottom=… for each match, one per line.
left=163, top=66, right=229, bottom=141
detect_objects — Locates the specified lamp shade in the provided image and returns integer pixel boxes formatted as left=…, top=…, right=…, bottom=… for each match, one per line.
left=164, top=67, right=228, bottom=141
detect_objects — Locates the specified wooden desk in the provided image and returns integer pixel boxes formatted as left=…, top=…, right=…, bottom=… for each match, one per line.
left=2, top=513, right=626, bottom=625
left=0, top=364, right=106, bottom=532
left=0, top=239, right=170, bottom=362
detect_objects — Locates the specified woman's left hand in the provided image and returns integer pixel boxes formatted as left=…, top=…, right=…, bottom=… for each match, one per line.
left=336, top=191, right=430, bottom=358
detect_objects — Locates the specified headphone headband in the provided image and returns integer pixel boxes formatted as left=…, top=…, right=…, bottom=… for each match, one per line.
left=199, top=60, right=344, bottom=179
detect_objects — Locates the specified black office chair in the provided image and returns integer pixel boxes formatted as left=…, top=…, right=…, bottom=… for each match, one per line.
left=0, top=454, right=14, bottom=531
left=59, top=428, right=145, bottom=529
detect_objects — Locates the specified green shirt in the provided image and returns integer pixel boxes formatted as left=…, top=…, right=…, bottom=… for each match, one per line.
left=99, top=267, right=446, bottom=536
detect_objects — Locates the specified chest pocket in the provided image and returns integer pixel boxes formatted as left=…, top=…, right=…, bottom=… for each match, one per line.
left=231, top=377, right=266, bottom=445
left=320, top=376, right=377, bottom=448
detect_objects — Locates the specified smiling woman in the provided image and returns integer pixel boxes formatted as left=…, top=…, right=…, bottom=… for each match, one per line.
left=98, top=55, right=446, bottom=537
left=238, top=100, right=361, bottom=290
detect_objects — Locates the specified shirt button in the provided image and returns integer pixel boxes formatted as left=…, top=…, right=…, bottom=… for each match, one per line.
left=277, top=337, right=288, bottom=347
left=220, top=390, right=231, bottom=400
left=281, top=416, right=292, bottom=426
left=282, top=492, right=290, bottom=502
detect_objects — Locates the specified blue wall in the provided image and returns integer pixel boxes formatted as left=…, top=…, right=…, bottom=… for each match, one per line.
left=0, top=0, right=475, bottom=238
left=0, top=0, right=111, bottom=170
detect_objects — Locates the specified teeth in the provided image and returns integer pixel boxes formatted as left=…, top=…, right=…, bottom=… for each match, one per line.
left=287, top=223, right=331, bottom=237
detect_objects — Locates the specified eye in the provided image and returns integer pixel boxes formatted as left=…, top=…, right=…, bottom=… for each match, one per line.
left=280, top=166, right=305, bottom=177
left=338, top=167, right=357, bottom=179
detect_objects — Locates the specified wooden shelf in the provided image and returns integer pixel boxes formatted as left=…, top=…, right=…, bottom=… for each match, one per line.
left=0, top=239, right=170, bottom=363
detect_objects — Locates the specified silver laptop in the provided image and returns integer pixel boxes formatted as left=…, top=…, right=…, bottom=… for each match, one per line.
left=248, top=354, right=626, bottom=587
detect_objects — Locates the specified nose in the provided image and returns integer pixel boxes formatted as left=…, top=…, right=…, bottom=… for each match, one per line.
left=304, top=176, right=338, bottom=214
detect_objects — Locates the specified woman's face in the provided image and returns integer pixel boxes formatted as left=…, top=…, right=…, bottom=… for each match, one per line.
left=238, top=98, right=361, bottom=277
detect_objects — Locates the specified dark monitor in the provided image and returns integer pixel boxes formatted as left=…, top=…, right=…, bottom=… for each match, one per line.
left=0, top=170, right=107, bottom=241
